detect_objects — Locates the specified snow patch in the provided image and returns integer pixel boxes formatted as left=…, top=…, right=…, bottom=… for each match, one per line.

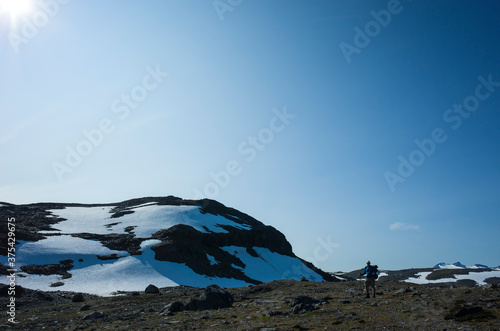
left=0, top=236, right=127, bottom=267
left=404, top=270, right=500, bottom=285
left=0, top=243, right=250, bottom=296
left=47, top=205, right=252, bottom=237
left=221, top=246, right=324, bottom=282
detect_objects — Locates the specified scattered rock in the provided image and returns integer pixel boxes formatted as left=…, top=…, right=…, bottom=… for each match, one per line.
left=290, top=295, right=319, bottom=314
left=453, top=306, right=483, bottom=318
left=145, top=284, right=159, bottom=294
left=50, top=282, right=64, bottom=288
left=161, top=301, right=184, bottom=315
left=395, top=288, right=412, bottom=294
left=247, top=284, right=273, bottom=294
left=290, top=295, right=319, bottom=307
left=82, top=312, right=106, bottom=321
left=265, top=310, right=282, bottom=317
left=292, top=302, right=315, bottom=314
left=80, top=304, right=91, bottom=311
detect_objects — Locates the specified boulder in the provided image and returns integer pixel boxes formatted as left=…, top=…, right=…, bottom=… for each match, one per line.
left=453, top=306, right=483, bottom=318
left=82, top=312, right=106, bottom=321
left=292, top=302, right=315, bottom=314
left=161, top=301, right=184, bottom=315
left=290, top=295, right=319, bottom=307
left=80, top=304, right=91, bottom=311
left=72, top=293, right=85, bottom=302
left=290, top=295, right=319, bottom=314
left=145, top=284, right=159, bottom=294
left=184, top=285, right=234, bottom=311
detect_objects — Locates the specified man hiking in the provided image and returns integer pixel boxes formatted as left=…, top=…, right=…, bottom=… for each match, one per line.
left=360, top=260, right=378, bottom=298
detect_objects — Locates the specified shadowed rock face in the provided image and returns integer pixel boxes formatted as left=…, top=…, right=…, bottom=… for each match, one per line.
left=0, top=196, right=336, bottom=286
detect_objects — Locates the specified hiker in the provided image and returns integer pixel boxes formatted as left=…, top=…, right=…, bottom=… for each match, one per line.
left=360, top=260, right=378, bottom=298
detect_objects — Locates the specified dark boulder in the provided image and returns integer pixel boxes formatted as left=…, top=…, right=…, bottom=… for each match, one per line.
left=184, top=285, right=234, bottom=311
left=72, top=293, right=85, bottom=302
left=82, top=312, right=106, bottom=321
left=80, top=304, right=91, bottom=311
left=292, top=302, right=315, bottom=314
left=445, top=301, right=496, bottom=321
left=161, top=301, right=185, bottom=315
left=145, top=284, right=159, bottom=294
left=290, top=295, right=319, bottom=307
left=453, top=306, right=483, bottom=318
left=290, top=295, right=319, bottom=314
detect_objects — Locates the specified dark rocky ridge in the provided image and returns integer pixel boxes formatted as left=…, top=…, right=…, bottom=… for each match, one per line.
left=0, top=196, right=336, bottom=286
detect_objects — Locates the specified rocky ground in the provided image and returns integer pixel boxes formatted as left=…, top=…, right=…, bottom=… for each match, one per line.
left=1, top=279, right=499, bottom=330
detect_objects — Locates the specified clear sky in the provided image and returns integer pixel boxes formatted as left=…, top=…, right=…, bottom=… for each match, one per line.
left=1, top=0, right=499, bottom=272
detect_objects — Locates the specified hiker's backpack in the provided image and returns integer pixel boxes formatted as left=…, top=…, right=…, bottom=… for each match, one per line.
left=366, top=265, right=378, bottom=279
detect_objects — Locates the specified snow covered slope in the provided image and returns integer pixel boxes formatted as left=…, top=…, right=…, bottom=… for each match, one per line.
left=0, top=197, right=334, bottom=296
left=433, top=262, right=496, bottom=269
left=405, top=269, right=500, bottom=286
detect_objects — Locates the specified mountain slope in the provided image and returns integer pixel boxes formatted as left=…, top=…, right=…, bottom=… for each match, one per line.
left=0, top=197, right=335, bottom=295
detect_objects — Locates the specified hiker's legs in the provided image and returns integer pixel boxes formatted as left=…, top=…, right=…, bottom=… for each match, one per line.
left=365, top=278, right=375, bottom=298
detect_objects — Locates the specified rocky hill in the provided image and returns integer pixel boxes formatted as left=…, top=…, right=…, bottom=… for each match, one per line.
left=0, top=196, right=335, bottom=295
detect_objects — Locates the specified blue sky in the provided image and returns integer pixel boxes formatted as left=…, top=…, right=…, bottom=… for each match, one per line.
left=1, top=0, right=499, bottom=272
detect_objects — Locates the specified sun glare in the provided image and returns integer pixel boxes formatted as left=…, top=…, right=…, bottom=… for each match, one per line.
left=0, top=0, right=33, bottom=19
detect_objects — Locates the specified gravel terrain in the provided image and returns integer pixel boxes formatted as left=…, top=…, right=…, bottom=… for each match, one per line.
left=1, top=279, right=499, bottom=330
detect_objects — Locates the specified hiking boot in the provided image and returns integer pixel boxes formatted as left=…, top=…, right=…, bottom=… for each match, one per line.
left=373, top=294, right=376, bottom=298
left=365, top=295, right=370, bottom=298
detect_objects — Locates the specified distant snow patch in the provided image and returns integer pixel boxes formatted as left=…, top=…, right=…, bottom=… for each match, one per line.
left=404, top=270, right=500, bottom=285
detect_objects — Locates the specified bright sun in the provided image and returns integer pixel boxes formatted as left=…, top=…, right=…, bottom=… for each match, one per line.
left=0, top=0, right=33, bottom=19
